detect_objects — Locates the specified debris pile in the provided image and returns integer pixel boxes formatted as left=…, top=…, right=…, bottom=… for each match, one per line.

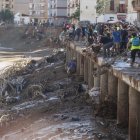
left=0, top=49, right=66, bottom=108
left=95, top=95, right=117, bottom=119
left=0, top=27, right=128, bottom=139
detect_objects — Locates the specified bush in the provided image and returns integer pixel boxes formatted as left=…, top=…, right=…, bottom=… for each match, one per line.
left=0, top=9, right=14, bottom=23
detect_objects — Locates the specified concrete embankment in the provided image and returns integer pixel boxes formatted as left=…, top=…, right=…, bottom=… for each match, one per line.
left=67, top=42, right=140, bottom=140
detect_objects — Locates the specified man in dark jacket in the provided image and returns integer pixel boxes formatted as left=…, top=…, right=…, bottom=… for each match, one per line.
left=76, top=26, right=81, bottom=41
left=100, top=33, right=113, bottom=58
left=120, top=25, right=128, bottom=52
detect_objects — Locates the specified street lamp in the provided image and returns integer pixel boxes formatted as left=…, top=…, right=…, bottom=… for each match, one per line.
left=96, top=17, right=98, bottom=24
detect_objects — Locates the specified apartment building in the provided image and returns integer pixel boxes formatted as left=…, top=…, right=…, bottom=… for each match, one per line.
left=0, top=0, right=14, bottom=11
left=80, top=0, right=97, bottom=23
left=127, top=0, right=137, bottom=24
left=67, top=0, right=80, bottom=17
left=128, top=0, right=140, bottom=24
left=131, top=0, right=140, bottom=11
left=13, top=0, right=48, bottom=23
left=29, top=0, right=48, bottom=23
left=104, top=0, right=127, bottom=14
left=48, top=0, right=68, bottom=25
left=13, top=0, right=29, bottom=15
left=94, top=0, right=128, bottom=23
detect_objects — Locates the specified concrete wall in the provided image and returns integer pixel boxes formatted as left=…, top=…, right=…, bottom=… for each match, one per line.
left=80, top=0, right=97, bottom=23
left=127, top=0, right=138, bottom=24
left=67, top=42, right=140, bottom=140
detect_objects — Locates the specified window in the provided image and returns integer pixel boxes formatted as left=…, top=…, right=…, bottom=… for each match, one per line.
left=5, top=4, right=9, bottom=8
left=119, top=4, right=126, bottom=13
left=110, top=0, right=114, bottom=11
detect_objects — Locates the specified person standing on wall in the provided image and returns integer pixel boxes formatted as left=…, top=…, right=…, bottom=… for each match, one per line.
left=127, top=33, right=140, bottom=66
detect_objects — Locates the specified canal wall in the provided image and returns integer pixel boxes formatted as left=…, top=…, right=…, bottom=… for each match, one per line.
left=66, top=42, right=140, bottom=140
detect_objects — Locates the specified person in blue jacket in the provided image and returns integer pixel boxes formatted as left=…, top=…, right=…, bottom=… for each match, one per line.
left=112, top=27, right=121, bottom=55
left=67, top=58, right=77, bottom=74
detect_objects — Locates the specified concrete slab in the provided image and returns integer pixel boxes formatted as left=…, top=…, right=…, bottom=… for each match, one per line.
left=69, top=42, right=140, bottom=93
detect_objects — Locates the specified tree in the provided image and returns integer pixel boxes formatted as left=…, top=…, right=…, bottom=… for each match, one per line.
left=95, top=0, right=110, bottom=15
left=0, top=9, right=14, bottom=22
left=70, top=6, right=80, bottom=20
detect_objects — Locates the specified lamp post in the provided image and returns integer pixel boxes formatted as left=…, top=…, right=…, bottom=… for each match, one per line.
left=96, top=17, right=98, bottom=24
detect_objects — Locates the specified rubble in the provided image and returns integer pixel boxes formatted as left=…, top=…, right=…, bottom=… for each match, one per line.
left=88, top=87, right=100, bottom=104
left=0, top=114, right=11, bottom=128
left=5, top=96, right=20, bottom=105
left=27, top=84, right=48, bottom=99
left=0, top=49, right=66, bottom=106
left=71, top=116, right=80, bottom=122
left=0, top=27, right=128, bottom=140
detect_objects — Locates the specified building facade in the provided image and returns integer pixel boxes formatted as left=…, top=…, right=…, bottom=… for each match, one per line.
left=127, top=0, right=138, bottom=24
left=98, top=0, right=128, bottom=22
left=128, top=0, right=140, bottom=25
left=80, top=0, right=97, bottom=23
left=67, top=0, right=80, bottom=17
left=0, top=0, right=14, bottom=11
left=13, top=0, right=29, bottom=15
left=13, top=0, right=48, bottom=23
left=0, top=1, right=3, bottom=11
left=48, top=0, right=68, bottom=25
left=131, top=0, right=140, bottom=11
left=29, top=0, right=48, bottom=23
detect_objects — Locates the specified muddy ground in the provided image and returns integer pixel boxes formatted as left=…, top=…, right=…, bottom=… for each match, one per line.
left=0, top=27, right=128, bottom=140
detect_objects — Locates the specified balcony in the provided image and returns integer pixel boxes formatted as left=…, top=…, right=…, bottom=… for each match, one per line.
left=116, top=4, right=127, bottom=13
left=132, top=0, right=140, bottom=11
left=134, top=6, right=140, bottom=11
left=4, top=0, right=10, bottom=4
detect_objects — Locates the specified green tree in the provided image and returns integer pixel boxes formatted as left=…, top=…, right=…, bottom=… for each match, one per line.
left=70, top=6, right=80, bottom=20
left=95, top=0, right=110, bottom=15
left=0, top=9, right=14, bottom=22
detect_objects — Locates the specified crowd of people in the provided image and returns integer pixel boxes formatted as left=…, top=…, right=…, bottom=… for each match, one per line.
left=63, top=22, right=140, bottom=66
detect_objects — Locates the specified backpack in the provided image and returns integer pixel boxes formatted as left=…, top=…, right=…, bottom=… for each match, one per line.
left=132, top=37, right=140, bottom=46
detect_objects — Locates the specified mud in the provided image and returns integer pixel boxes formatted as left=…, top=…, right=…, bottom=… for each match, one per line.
left=0, top=63, right=128, bottom=139
left=0, top=27, right=128, bottom=140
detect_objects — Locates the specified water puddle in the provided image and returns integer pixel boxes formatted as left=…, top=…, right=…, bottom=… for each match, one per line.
left=0, top=47, right=14, bottom=51
left=1, top=118, right=95, bottom=140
